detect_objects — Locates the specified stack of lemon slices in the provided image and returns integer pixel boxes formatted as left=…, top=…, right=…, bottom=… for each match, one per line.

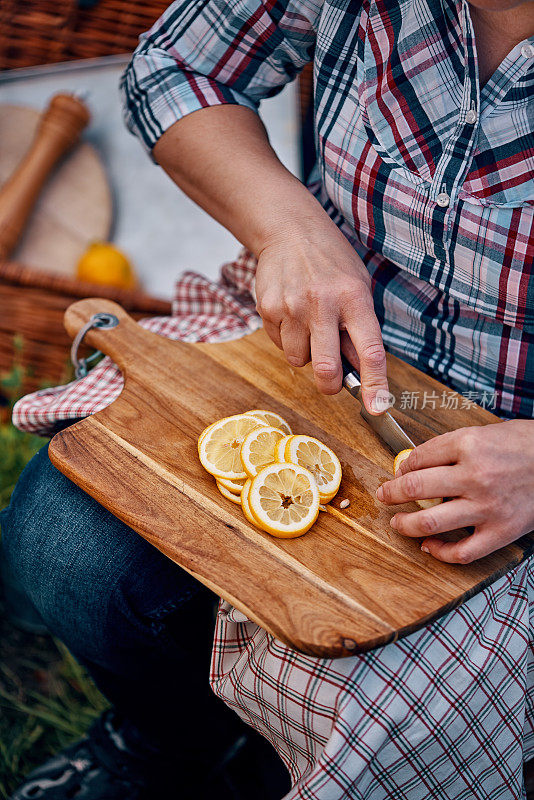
left=198, top=410, right=342, bottom=538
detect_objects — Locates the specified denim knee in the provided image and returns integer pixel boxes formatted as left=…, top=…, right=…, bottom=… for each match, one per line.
left=0, top=443, right=201, bottom=666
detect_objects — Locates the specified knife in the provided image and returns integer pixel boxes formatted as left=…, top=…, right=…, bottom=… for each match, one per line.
left=341, top=355, right=415, bottom=454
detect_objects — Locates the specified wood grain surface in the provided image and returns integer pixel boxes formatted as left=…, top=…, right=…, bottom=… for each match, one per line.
left=0, top=105, right=112, bottom=274
left=49, top=298, right=533, bottom=658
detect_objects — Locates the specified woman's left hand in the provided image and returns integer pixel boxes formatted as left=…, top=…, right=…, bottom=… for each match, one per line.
left=376, top=420, right=534, bottom=564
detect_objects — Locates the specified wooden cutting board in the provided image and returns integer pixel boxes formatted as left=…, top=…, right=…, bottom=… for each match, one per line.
left=49, top=298, right=534, bottom=658
left=0, top=105, right=112, bottom=275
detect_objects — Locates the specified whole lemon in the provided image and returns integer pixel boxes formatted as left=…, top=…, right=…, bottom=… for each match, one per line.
left=76, top=242, right=137, bottom=290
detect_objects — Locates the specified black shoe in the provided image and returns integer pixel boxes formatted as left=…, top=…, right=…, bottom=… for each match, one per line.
left=10, top=711, right=167, bottom=800
left=10, top=710, right=291, bottom=800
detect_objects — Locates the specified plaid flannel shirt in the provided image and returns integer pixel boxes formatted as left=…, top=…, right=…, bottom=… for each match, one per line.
left=12, top=0, right=534, bottom=797
left=120, top=0, right=534, bottom=418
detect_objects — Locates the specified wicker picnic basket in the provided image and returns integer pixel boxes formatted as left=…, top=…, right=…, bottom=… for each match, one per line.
left=0, top=0, right=172, bottom=401
left=0, top=0, right=313, bottom=401
left=0, top=0, right=169, bottom=71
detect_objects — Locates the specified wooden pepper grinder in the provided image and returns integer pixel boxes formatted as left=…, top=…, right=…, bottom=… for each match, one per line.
left=0, top=93, right=90, bottom=261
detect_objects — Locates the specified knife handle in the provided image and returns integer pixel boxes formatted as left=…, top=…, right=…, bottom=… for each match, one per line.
left=341, top=354, right=361, bottom=391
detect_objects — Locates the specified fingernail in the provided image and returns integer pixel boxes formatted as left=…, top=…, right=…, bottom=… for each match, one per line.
left=371, top=388, right=395, bottom=414
left=390, top=515, right=397, bottom=529
left=421, top=545, right=430, bottom=554
left=376, top=486, right=384, bottom=501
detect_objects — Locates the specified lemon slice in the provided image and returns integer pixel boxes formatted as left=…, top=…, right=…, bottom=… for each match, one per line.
left=285, top=435, right=342, bottom=503
left=241, top=479, right=265, bottom=528
left=393, top=448, right=442, bottom=509
left=218, top=476, right=246, bottom=494
left=245, top=409, right=292, bottom=436
left=240, top=426, right=285, bottom=478
left=248, top=463, right=320, bottom=538
left=198, top=414, right=265, bottom=479
left=198, top=420, right=218, bottom=446
left=216, top=480, right=242, bottom=504
left=199, top=415, right=252, bottom=446
left=274, top=435, right=294, bottom=462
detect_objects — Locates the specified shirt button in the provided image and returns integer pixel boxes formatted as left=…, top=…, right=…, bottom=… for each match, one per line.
left=436, top=192, right=450, bottom=208
left=521, top=44, right=534, bottom=58
left=465, top=108, right=477, bottom=124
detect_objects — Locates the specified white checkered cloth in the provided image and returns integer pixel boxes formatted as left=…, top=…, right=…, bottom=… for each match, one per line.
left=211, top=559, right=534, bottom=799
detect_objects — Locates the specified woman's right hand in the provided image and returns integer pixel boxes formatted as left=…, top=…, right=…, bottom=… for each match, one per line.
left=153, top=105, right=387, bottom=411
left=255, top=216, right=389, bottom=414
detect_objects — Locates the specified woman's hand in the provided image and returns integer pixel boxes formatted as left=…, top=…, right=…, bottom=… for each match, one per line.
left=154, top=106, right=387, bottom=411
left=376, top=420, right=534, bottom=563
left=255, top=217, right=388, bottom=413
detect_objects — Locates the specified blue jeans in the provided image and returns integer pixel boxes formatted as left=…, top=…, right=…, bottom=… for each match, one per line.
left=0, top=443, right=245, bottom=764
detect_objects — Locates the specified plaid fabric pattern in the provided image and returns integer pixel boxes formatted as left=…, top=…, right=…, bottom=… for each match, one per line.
left=211, top=557, right=534, bottom=799
left=120, top=0, right=534, bottom=418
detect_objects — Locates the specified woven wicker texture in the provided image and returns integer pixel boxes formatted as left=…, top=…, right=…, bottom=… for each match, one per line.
left=0, top=261, right=171, bottom=396
left=0, top=0, right=312, bottom=397
left=0, top=0, right=169, bottom=71
left=0, top=0, right=173, bottom=396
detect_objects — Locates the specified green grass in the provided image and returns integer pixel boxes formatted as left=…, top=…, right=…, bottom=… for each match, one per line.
left=0, top=418, right=43, bottom=510
left=0, top=632, right=109, bottom=800
left=0, top=351, right=108, bottom=799
left=0, top=338, right=46, bottom=508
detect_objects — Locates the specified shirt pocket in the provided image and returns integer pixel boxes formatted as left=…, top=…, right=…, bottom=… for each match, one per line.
left=459, top=150, right=534, bottom=208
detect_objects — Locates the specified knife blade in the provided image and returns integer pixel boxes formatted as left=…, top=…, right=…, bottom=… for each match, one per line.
left=341, top=355, right=415, bottom=454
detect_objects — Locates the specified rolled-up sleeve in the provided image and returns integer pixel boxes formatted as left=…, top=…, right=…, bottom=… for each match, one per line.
left=121, top=0, right=321, bottom=151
